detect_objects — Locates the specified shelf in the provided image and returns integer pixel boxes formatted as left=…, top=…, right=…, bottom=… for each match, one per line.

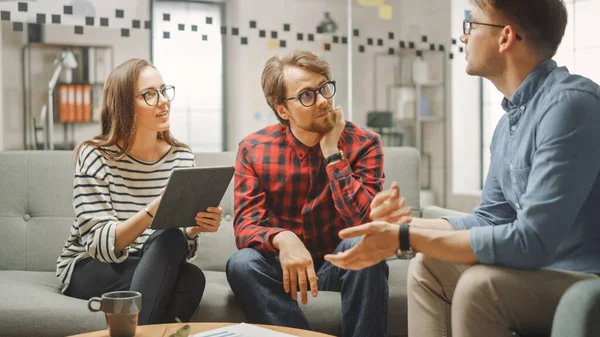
left=416, top=80, right=444, bottom=87
left=419, top=116, right=444, bottom=122
left=387, top=80, right=444, bottom=88
left=395, top=116, right=444, bottom=124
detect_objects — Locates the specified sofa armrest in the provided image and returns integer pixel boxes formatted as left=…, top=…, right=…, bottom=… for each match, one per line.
left=421, top=205, right=467, bottom=219
left=551, top=278, right=600, bottom=337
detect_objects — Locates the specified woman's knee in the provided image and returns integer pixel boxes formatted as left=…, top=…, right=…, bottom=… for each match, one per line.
left=181, top=263, right=206, bottom=298
left=159, top=228, right=187, bottom=244
left=154, top=228, right=187, bottom=253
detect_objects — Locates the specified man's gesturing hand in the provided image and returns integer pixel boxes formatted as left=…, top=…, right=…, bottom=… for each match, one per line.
left=273, top=231, right=319, bottom=304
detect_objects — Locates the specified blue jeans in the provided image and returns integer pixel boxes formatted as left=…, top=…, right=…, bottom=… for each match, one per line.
left=226, top=238, right=389, bottom=337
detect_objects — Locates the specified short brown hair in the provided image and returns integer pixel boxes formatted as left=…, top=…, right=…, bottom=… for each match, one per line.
left=471, top=0, right=567, bottom=58
left=261, top=50, right=332, bottom=125
left=75, top=59, right=188, bottom=162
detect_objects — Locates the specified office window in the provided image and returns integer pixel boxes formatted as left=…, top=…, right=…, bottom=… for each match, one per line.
left=153, top=1, right=224, bottom=152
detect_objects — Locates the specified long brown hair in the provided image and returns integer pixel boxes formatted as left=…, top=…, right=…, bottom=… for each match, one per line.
left=75, top=58, right=188, bottom=162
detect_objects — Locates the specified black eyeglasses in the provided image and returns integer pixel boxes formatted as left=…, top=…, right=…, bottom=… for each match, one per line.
left=283, top=81, right=336, bottom=107
left=138, top=85, right=175, bottom=106
left=463, top=19, right=522, bottom=41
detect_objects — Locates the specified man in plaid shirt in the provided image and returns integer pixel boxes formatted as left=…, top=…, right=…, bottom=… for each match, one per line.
left=226, top=51, right=393, bottom=337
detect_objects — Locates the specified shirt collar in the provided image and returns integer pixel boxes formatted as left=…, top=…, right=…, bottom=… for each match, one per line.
left=501, top=59, right=556, bottom=112
left=284, top=125, right=317, bottom=158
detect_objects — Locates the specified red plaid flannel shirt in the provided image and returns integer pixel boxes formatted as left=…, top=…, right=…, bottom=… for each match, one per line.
left=233, top=121, right=384, bottom=264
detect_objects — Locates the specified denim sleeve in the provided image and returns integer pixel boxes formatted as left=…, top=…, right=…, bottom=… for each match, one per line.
left=444, top=117, right=516, bottom=231
left=471, top=90, right=600, bottom=269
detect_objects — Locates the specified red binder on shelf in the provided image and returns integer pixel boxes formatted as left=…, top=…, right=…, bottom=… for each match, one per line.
left=67, top=84, right=76, bottom=122
left=58, top=85, right=69, bottom=122
left=75, top=85, right=83, bottom=122
left=83, top=84, right=92, bottom=122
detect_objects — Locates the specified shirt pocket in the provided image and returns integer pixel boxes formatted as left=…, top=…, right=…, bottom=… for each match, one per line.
left=510, top=165, right=532, bottom=199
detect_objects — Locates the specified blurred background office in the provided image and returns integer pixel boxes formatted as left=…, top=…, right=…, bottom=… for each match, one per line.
left=0, top=0, right=595, bottom=213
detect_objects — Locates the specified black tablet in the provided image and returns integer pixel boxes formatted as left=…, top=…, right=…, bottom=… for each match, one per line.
left=150, top=166, right=234, bottom=230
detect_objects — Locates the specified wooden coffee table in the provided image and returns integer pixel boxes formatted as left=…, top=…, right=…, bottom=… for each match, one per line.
left=69, top=322, right=336, bottom=337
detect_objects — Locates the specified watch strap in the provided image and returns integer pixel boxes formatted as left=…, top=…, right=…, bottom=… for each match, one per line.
left=399, top=223, right=410, bottom=251
left=324, top=151, right=344, bottom=165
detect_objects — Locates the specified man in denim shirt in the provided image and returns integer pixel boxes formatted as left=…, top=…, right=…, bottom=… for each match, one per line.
left=325, top=0, right=600, bottom=336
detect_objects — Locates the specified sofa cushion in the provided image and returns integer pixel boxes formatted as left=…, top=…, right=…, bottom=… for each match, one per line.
left=0, top=271, right=106, bottom=337
left=388, top=258, right=410, bottom=336
left=192, top=270, right=246, bottom=323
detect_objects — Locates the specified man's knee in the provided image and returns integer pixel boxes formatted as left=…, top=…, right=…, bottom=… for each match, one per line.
left=453, top=265, right=499, bottom=305
left=338, top=237, right=362, bottom=251
left=226, top=248, right=266, bottom=281
left=407, top=253, right=437, bottom=287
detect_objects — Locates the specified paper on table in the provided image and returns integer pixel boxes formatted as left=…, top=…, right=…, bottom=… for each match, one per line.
left=190, top=323, right=298, bottom=337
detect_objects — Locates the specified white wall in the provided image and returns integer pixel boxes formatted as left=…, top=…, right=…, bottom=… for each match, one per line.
left=0, top=22, right=4, bottom=151
left=1, top=21, right=27, bottom=151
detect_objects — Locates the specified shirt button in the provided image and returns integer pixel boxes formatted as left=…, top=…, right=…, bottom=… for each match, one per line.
left=520, top=105, right=525, bottom=111
left=511, top=125, right=517, bottom=132
left=515, top=202, right=521, bottom=209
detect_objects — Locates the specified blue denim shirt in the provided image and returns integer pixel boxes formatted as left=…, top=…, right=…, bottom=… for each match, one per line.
left=446, top=59, right=600, bottom=273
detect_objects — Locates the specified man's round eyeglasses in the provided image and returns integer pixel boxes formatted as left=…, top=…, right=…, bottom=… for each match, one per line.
left=283, top=81, right=336, bottom=107
left=139, top=85, right=176, bottom=106
left=463, top=19, right=522, bottom=41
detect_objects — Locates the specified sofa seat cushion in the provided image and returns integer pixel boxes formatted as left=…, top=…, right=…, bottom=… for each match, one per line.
left=0, top=271, right=105, bottom=337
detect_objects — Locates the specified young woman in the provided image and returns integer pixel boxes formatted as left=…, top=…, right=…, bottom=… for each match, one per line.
left=56, top=58, right=222, bottom=324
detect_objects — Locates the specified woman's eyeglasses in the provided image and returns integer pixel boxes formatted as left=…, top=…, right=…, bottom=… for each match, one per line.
left=139, top=85, right=175, bottom=106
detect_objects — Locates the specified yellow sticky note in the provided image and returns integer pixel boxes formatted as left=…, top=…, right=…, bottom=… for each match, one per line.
left=267, top=39, right=280, bottom=49
left=379, top=4, right=392, bottom=20
left=358, top=0, right=384, bottom=6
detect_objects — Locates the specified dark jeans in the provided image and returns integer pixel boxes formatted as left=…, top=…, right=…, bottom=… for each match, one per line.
left=226, top=237, right=389, bottom=337
left=66, top=228, right=206, bottom=324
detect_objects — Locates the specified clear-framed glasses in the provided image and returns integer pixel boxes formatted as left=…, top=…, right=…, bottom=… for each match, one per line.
left=283, top=80, right=336, bottom=107
left=462, top=19, right=522, bottom=41
left=139, top=85, right=175, bottom=106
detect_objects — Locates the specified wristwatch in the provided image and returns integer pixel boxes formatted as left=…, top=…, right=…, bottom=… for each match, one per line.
left=323, top=150, right=346, bottom=165
left=395, top=223, right=416, bottom=259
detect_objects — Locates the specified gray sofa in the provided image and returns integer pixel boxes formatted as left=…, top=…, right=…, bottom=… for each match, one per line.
left=0, top=147, right=461, bottom=337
